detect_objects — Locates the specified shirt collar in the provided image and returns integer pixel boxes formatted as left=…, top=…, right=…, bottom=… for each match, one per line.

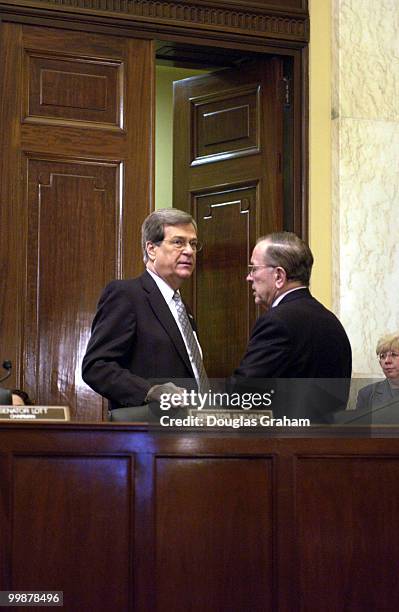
left=272, top=286, right=307, bottom=308
left=146, top=268, right=176, bottom=304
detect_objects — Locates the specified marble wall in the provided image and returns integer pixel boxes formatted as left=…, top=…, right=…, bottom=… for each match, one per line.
left=332, top=0, right=399, bottom=374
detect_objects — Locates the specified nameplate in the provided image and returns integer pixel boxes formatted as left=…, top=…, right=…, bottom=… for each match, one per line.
left=0, top=406, right=70, bottom=421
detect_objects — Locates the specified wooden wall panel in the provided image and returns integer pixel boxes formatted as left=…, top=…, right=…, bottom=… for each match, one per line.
left=0, top=1, right=309, bottom=44
left=3, top=424, right=399, bottom=611
left=0, top=453, right=10, bottom=591
left=12, top=454, right=133, bottom=611
left=0, top=23, right=153, bottom=419
left=24, top=52, right=124, bottom=128
left=24, top=158, right=121, bottom=417
left=194, top=188, right=257, bottom=376
left=215, top=0, right=306, bottom=8
left=155, top=456, right=274, bottom=612
left=295, top=457, right=399, bottom=612
left=0, top=24, right=24, bottom=386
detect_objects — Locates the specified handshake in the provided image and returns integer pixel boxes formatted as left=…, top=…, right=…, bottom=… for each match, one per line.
left=145, top=382, right=191, bottom=407
left=145, top=383, right=218, bottom=410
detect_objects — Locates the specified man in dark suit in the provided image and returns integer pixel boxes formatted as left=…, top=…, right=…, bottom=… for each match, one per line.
left=231, top=232, right=352, bottom=422
left=82, top=208, right=205, bottom=414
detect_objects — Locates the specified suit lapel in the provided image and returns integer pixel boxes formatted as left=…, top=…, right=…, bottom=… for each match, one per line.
left=140, top=272, right=194, bottom=375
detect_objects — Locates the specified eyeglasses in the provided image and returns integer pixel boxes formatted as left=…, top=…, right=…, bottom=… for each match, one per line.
left=378, top=351, right=399, bottom=361
left=247, top=265, right=275, bottom=275
left=156, top=238, right=203, bottom=252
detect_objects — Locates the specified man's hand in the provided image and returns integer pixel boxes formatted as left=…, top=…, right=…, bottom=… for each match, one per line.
left=145, top=382, right=187, bottom=405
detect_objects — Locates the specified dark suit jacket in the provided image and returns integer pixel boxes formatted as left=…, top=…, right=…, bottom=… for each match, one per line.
left=82, top=272, right=197, bottom=410
left=356, top=379, right=397, bottom=411
left=231, top=288, right=352, bottom=421
left=334, top=379, right=399, bottom=425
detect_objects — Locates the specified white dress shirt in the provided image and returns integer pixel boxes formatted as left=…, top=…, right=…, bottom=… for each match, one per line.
left=272, top=286, right=307, bottom=308
left=146, top=268, right=203, bottom=384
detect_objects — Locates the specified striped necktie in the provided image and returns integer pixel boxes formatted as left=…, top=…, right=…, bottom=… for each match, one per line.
left=173, top=291, right=209, bottom=394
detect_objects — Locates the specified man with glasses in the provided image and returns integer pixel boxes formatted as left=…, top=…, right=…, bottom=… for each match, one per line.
left=231, top=232, right=352, bottom=422
left=82, top=208, right=205, bottom=414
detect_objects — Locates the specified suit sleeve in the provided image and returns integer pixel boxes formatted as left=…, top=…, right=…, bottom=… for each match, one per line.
left=82, top=281, right=151, bottom=406
left=232, top=314, right=293, bottom=381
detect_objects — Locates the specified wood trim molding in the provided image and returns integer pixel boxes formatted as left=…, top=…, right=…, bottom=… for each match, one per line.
left=0, top=0, right=309, bottom=44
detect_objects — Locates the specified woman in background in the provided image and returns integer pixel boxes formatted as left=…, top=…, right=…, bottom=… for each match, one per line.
left=356, top=332, right=399, bottom=411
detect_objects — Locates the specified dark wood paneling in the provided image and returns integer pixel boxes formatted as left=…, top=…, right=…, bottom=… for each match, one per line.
left=24, top=52, right=123, bottom=128
left=174, top=58, right=284, bottom=376
left=215, top=0, right=306, bottom=7
left=192, top=86, right=260, bottom=162
left=12, top=454, right=133, bottom=611
left=242, top=0, right=306, bottom=6
left=155, top=456, right=273, bottom=611
left=296, top=456, right=399, bottom=612
left=24, top=158, right=120, bottom=418
left=0, top=1, right=309, bottom=45
left=0, top=23, right=24, bottom=386
left=0, top=453, right=11, bottom=591
left=194, top=188, right=257, bottom=376
left=0, top=23, right=153, bottom=419
left=2, top=424, right=399, bottom=612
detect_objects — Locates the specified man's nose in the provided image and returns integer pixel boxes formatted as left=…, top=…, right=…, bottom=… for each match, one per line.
left=182, top=243, right=194, bottom=254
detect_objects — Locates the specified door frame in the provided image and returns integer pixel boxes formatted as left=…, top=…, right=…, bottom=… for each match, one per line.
left=0, top=0, right=309, bottom=238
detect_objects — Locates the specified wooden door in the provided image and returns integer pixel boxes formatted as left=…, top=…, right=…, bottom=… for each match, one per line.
left=173, top=58, right=284, bottom=377
left=0, top=23, right=153, bottom=419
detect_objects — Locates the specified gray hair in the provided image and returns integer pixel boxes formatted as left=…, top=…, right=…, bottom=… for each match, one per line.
left=141, top=208, right=197, bottom=262
left=376, top=332, right=399, bottom=355
left=257, top=231, right=314, bottom=286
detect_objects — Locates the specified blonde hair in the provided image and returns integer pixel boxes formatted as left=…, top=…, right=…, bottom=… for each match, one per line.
left=376, top=332, right=399, bottom=355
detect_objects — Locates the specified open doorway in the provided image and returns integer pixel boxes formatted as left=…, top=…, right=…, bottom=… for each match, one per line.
left=155, top=42, right=293, bottom=376
left=155, top=64, right=208, bottom=209
left=155, top=42, right=242, bottom=209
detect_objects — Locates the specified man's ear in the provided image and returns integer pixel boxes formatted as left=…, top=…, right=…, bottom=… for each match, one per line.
left=146, top=241, right=156, bottom=261
left=275, top=266, right=287, bottom=288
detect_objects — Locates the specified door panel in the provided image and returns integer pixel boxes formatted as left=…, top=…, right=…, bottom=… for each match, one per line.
left=194, top=187, right=257, bottom=377
left=191, top=84, right=260, bottom=163
left=0, top=23, right=153, bottom=419
left=25, top=158, right=121, bottom=415
left=174, top=58, right=284, bottom=377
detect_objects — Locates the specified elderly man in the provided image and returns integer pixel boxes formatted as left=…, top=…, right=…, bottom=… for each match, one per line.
left=82, top=208, right=206, bottom=413
left=232, top=232, right=352, bottom=421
